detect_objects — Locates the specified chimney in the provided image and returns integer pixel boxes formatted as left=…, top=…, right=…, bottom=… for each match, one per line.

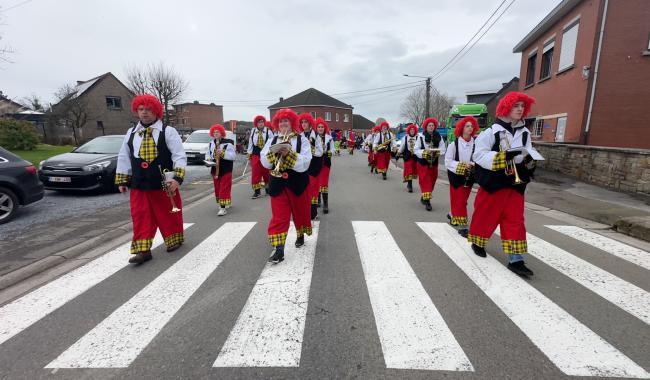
left=193, top=100, right=199, bottom=104
left=279, top=97, right=284, bottom=102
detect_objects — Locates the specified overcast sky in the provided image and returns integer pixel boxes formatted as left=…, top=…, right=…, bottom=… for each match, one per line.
left=0, top=0, right=559, bottom=125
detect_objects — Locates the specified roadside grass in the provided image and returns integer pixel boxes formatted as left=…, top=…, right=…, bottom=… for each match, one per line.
left=11, top=144, right=74, bottom=165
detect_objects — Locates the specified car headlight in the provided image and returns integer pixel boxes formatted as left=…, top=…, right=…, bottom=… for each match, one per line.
left=82, top=160, right=112, bottom=171
left=39, top=160, right=45, bottom=170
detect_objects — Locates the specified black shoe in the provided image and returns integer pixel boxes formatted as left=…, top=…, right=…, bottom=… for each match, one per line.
left=471, top=244, right=487, bottom=258
left=317, top=193, right=322, bottom=208
left=295, top=235, right=305, bottom=248
left=268, top=247, right=285, bottom=263
left=407, top=181, right=413, bottom=193
left=166, top=242, right=182, bottom=252
left=264, top=186, right=270, bottom=196
left=457, top=228, right=468, bottom=238
left=508, top=261, right=534, bottom=276
left=420, top=197, right=426, bottom=205
left=424, top=200, right=432, bottom=211
left=323, top=193, right=329, bottom=214
left=382, top=173, right=387, bottom=180
left=129, top=251, right=152, bottom=264
left=370, top=166, right=374, bottom=173
left=251, top=190, right=261, bottom=199
left=446, top=213, right=452, bottom=221
left=311, top=204, right=318, bottom=220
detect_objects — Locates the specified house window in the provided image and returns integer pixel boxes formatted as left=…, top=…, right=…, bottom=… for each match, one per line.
left=310, top=111, right=316, bottom=118
left=540, top=40, right=554, bottom=80
left=325, top=112, right=332, bottom=121
left=532, top=119, right=543, bottom=137
left=559, top=20, right=579, bottom=71
left=336, top=113, right=340, bottom=122
left=106, top=96, right=122, bottom=110
left=96, top=120, right=104, bottom=130
left=647, top=32, right=650, bottom=51
left=525, top=52, right=537, bottom=86
left=344, top=114, right=350, bottom=122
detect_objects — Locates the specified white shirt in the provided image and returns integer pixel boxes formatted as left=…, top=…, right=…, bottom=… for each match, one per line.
left=247, top=127, right=274, bottom=154
left=473, top=119, right=543, bottom=170
left=304, top=129, right=324, bottom=157
left=205, top=138, right=237, bottom=161
left=319, top=133, right=333, bottom=153
left=116, top=119, right=186, bottom=176
left=372, top=131, right=394, bottom=150
left=414, top=132, right=446, bottom=160
left=445, top=137, right=475, bottom=173
left=260, top=133, right=312, bottom=173
left=398, top=134, right=419, bottom=154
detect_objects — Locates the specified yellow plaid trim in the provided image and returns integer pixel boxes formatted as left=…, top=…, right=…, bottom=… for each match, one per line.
left=468, top=234, right=489, bottom=247
left=219, top=198, right=232, bottom=207
left=492, top=151, right=507, bottom=170
left=422, top=150, right=431, bottom=160
left=311, top=196, right=319, bottom=205
left=455, top=162, right=468, bottom=175
left=450, top=216, right=468, bottom=226
left=502, top=239, right=528, bottom=255
left=422, top=192, right=432, bottom=201
left=115, top=173, right=131, bottom=185
left=311, top=146, right=316, bottom=155
left=377, top=168, right=387, bottom=174
left=296, top=226, right=313, bottom=237
left=138, top=128, right=157, bottom=162
left=268, top=232, right=288, bottom=247
left=256, top=130, right=265, bottom=149
left=173, top=167, right=185, bottom=180
left=253, top=182, right=265, bottom=190
left=403, top=174, right=416, bottom=182
left=280, top=151, right=298, bottom=171
left=164, top=233, right=184, bottom=248
left=319, top=186, right=329, bottom=193
left=130, top=238, right=153, bottom=254
left=266, top=151, right=279, bottom=167
left=327, top=151, right=332, bottom=158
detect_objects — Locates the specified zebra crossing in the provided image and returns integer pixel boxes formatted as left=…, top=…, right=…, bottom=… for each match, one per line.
left=1, top=220, right=649, bottom=377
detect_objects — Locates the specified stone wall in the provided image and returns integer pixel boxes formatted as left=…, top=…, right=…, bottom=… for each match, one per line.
left=533, top=142, right=650, bottom=196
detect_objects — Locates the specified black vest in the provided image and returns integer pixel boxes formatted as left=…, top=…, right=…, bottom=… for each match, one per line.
left=267, top=135, right=309, bottom=197
left=321, top=135, right=332, bottom=168
left=250, top=128, right=269, bottom=155
left=210, top=138, right=234, bottom=176
left=447, top=138, right=475, bottom=189
left=128, top=125, right=174, bottom=190
left=474, top=122, right=531, bottom=194
left=417, top=131, right=441, bottom=166
left=305, top=131, right=322, bottom=177
left=402, top=135, right=417, bottom=162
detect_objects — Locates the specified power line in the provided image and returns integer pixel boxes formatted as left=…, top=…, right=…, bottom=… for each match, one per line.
left=0, top=0, right=34, bottom=12
left=336, top=84, right=425, bottom=100
left=352, top=85, right=424, bottom=106
left=329, top=80, right=424, bottom=96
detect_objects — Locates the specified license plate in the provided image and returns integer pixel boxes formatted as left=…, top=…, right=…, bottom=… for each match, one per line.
left=49, top=176, right=71, bottom=183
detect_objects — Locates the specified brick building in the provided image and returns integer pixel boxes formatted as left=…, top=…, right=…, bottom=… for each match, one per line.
left=513, top=0, right=650, bottom=148
left=171, top=101, right=224, bottom=133
left=484, top=77, right=520, bottom=121
left=268, top=88, right=354, bottom=130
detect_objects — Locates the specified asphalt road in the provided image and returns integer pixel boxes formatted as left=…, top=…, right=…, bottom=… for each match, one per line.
left=0, top=152, right=649, bottom=380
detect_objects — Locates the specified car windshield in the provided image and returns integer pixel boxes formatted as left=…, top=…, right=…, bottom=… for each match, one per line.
left=185, top=133, right=212, bottom=143
left=74, top=137, right=124, bottom=154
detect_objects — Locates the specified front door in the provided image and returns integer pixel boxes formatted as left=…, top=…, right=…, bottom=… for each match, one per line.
left=555, top=117, right=567, bottom=142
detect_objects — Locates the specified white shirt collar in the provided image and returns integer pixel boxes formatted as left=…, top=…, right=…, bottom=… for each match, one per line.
left=135, top=119, right=163, bottom=133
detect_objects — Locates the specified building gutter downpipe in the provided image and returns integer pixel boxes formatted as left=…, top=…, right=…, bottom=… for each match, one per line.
left=584, top=0, right=609, bottom=142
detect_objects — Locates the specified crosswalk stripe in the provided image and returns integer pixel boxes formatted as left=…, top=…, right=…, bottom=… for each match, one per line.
left=497, top=231, right=650, bottom=326
left=351, top=221, right=473, bottom=371
left=0, top=223, right=193, bottom=347
left=46, top=222, right=256, bottom=368
left=546, top=225, right=650, bottom=271
left=417, top=222, right=650, bottom=378
left=214, top=222, right=319, bottom=367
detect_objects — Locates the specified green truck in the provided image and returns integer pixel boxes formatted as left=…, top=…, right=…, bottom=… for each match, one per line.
left=443, top=103, right=489, bottom=144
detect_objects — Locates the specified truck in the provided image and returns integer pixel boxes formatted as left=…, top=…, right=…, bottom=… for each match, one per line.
left=444, top=103, right=489, bottom=144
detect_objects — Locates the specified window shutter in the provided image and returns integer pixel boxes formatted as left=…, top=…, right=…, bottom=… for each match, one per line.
left=559, top=23, right=579, bottom=70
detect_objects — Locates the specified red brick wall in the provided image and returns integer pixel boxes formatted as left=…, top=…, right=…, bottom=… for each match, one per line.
left=586, top=0, right=650, bottom=149
left=175, top=104, right=224, bottom=130
left=518, top=0, right=602, bottom=143
left=269, top=106, right=353, bottom=130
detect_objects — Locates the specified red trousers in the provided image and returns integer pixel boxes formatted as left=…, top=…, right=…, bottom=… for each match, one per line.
left=368, top=150, right=375, bottom=167
left=375, top=151, right=391, bottom=173
left=468, top=187, right=527, bottom=255
left=212, top=170, right=233, bottom=207
left=268, top=188, right=312, bottom=247
left=417, top=162, right=438, bottom=200
left=250, top=154, right=269, bottom=191
left=402, top=158, right=418, bottom=182
left=449, top=185, right=472, bottom=226
left=308, top=174, right=320, bottom=204
left=129, top=188, right=184, bottom=254
left=319, top=165, right=331, bottom=193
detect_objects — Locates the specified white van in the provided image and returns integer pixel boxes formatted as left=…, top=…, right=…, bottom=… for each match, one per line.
left=182, top=129, right=236, bottom=164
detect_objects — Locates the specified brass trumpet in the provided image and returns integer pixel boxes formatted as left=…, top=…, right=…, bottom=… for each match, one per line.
left=213, top=138, right=221, bottom=179
left=505, top=159, right=524, bottom=184
left=270, top=133, right=293, bottom=178
left=159, top=165, right=181, bottom=213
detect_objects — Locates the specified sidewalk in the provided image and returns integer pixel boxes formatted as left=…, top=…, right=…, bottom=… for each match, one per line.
left=390, top=156, right=650, bottom=242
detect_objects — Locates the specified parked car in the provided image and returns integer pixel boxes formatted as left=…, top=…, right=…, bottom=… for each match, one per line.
left=38, top=135, right=123, bottom=192
left=183, top=129, right=236, bottom=164
left=0, top=146, right=44, bottom=224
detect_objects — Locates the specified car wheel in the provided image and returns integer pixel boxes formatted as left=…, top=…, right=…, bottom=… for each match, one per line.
left=0, top=186, right=19, bottom=225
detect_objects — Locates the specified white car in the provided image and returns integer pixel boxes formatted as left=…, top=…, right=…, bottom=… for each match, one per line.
left=182, top=129, right=236, bottom=164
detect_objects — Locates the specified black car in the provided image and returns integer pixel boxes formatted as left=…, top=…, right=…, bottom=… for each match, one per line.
left=0, top=146, right=45, bottom=224
left=38, top=135, right=123, bottom=192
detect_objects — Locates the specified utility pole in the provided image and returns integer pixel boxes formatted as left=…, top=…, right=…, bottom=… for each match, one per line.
left=403, top=74, right=433, bottom=120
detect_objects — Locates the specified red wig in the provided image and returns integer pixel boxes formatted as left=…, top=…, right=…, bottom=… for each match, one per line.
left=422, top=117, right=439, bottom=130
left=298, top=113, right=315, bottom=129
left=131, top=94, right=163, bottom=120
left=454, top=116, right=480, bottom=138
left=209, top=124, right=226, bottom=138
left=406, top=124, right=419, bottom=136
left=314, top=117, right=330, bottom=134
left=372, top=126, right=380, bottom=133
left=379, top=121, right=390, bottom=130
left=496, top=91, right=536, bottom=118
left=253, top=115, right=267, bottom=127
left=271, top=108, right=300, bottom=133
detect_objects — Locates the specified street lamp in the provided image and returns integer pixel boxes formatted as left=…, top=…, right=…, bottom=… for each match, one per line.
left=403, top=74, right=432, bottom=119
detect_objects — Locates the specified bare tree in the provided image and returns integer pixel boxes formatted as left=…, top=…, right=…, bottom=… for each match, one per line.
left=125, top=62, right=189, bottom=125
left=399, top=86, right=456, bottom=127
left=21, top=94, right=45, bottom=111
left=0, top=14, right=14, bottom=64
left=50, top=84, right=92, bottom=145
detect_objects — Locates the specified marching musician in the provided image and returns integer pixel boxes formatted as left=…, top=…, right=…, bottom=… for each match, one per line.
left=247, top=115, right=274, bottom=199
left=299, top=113, right=324, bottom=220
left=444, top=116, right=480, bottom=237
left=366, top=126, right=378, bottom=174
left=397, top=123, right=419, bottom=193
left=468, top=92, right=542, bottom=277
left=261, top=108, right=313, bottom=263
left=115, top=94, right=186, bottom=265
left=316, top=118, right=333, bottom=214
left=372, top=121, right=394, bottom=180
left=414, top=117, right=446, bottom=211
left=205, top=124, right=236, bottom=216
left=347, top=128, right=355, bottom=155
